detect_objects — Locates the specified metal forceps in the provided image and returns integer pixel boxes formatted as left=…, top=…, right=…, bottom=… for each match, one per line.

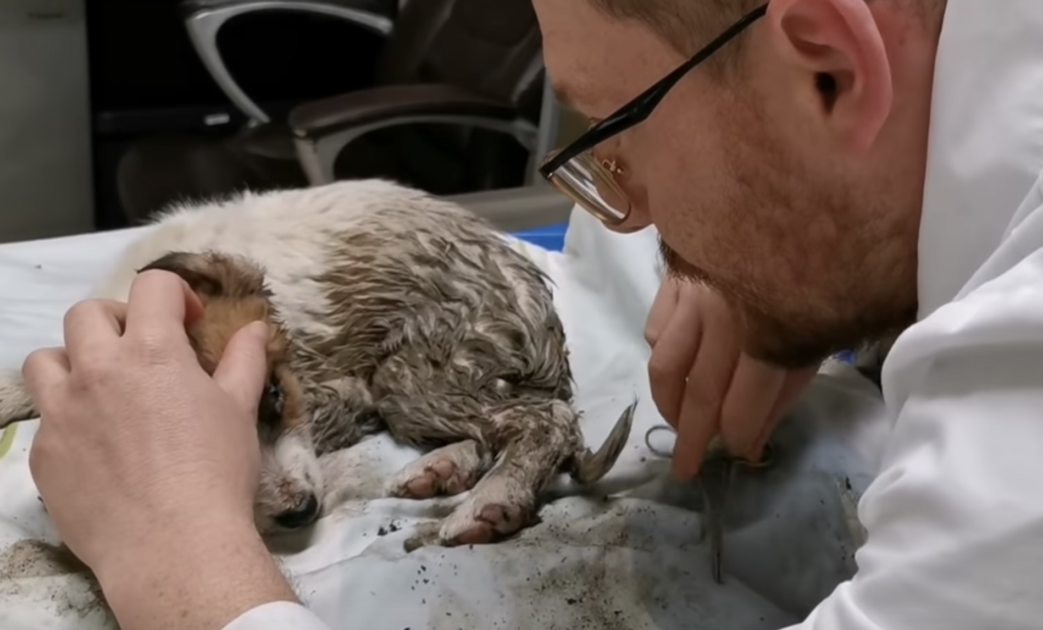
left=645, top=425, right=775, bottom=584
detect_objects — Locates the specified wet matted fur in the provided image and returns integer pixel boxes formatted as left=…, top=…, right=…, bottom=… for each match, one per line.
left=0, top=179, right=635, bottom=548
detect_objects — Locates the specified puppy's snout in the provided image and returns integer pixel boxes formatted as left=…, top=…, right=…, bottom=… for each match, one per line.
left=274, top=493, right=320, bottom=529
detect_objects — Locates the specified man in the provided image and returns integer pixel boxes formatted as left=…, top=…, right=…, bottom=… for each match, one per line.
left=21, top=0, right=1043, bottom=628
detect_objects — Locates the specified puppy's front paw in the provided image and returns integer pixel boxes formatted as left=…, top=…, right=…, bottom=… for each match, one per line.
left=0, top=370, right=37, bottom=428
left=389, top=440, right=486, bottom=499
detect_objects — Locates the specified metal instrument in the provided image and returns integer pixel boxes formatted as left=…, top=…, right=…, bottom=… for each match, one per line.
left=645, top=425, right=775, bottom=584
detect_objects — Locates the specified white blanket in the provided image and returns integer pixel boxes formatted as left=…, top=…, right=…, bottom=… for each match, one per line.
left=0, top=207, right=891, bottom=630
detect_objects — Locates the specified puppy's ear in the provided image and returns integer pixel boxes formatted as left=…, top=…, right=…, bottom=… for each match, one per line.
left=138, top=251, right=224, bottom=298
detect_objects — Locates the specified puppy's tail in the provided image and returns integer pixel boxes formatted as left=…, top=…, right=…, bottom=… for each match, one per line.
left=0, top=370, right=38, bottom=429
left=569, top=399, right=637, bottom=485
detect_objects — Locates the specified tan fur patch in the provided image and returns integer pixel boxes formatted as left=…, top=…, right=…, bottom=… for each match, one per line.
left=139, top=251, right=306, bottom=434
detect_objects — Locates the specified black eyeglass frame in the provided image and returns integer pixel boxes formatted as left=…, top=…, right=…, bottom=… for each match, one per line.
left=539, top=3, right=768, bottom=178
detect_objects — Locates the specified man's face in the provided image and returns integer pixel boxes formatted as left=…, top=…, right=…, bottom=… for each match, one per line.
left=535, top=0, right=941, bottom=366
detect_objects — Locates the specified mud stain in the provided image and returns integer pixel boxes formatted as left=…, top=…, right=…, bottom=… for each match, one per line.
left=491, top=499, right=696, bottom=630
left=0, top=539, right=115, bottom=626
left=503, top=555, right=639, bottom=630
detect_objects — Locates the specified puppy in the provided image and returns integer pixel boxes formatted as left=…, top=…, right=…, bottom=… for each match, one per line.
left=0, top=179, right=635, bottom=547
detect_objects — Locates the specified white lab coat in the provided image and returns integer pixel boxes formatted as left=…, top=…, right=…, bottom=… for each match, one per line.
left=800, top=2, right=1043, bottom=629
left=221, top=1, right=1043, bottom=628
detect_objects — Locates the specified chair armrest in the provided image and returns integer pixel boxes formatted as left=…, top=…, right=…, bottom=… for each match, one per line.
left=290, top=84, right=519, bottom=138
left=181, top=0, right=396, bottom=123
left=289, top=84, right=539, bottom=185
left=182, top=0, right=396, bottom=27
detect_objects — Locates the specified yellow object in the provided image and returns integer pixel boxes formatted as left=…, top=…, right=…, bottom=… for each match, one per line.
left=0, top=425, right=17, bottom=462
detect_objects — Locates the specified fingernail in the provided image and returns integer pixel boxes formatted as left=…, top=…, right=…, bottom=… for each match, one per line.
left=246, top=320, right=270, bottom=342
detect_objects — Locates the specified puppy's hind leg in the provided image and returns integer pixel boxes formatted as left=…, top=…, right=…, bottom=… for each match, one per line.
left=371, top=354, right=493, bottom=500
left=389, top=439, right=492, bottom=499
left=0, top=370, right=38, bottom=429
left=406, top=400, right=581, bottom=550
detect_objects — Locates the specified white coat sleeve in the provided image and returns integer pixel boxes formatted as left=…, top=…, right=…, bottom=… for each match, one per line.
left=787, top=280, right=1043, bottom=629
left=221, top=602, right=333, bottom=630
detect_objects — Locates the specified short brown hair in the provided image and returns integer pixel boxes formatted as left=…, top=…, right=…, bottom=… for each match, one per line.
left=589, top=0, right=946, bottom=64
left=588, top=0, right=761, bottom=59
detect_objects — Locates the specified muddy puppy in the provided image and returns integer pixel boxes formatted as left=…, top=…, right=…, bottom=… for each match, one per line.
left=0, top=179, right=635, bottom=548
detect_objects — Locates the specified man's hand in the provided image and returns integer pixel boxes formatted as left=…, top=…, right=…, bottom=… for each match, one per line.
left=23, top=270, right=296, bottom=630
left=645, top=277, right=817, bottom=480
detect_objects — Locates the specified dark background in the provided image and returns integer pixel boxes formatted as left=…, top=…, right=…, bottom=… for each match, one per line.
left=86, top=0, right=385, bottom=229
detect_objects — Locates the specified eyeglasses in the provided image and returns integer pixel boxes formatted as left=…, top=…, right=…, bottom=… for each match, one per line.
left=539, top=4, right=768, bottom=226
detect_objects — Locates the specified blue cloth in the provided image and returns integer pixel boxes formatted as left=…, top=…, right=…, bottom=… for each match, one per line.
left=512, top=223, right=568, bottom=252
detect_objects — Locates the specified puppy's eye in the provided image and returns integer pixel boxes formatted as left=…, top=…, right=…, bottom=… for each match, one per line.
left=259, top=379, right=285, bottom=427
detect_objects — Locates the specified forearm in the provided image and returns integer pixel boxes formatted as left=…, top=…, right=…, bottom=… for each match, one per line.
left=94, top=519, right=297, bottom=630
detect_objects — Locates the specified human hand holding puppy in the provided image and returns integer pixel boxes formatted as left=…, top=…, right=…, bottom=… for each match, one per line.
left=22, top=269, right=297, bottom=630
left=646, top=277, right=817, bottom=480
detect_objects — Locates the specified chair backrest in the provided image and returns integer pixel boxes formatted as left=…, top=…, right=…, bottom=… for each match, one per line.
left=376, top=0, right=543, bottom=113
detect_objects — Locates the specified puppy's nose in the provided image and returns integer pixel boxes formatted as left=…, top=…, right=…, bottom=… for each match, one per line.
left=274, top=493, right=320, bottom=529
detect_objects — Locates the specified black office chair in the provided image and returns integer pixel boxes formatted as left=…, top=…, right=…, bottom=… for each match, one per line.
left=117, top=0, right=544, bottom=223
left=181, top=0, right=400, bottom=125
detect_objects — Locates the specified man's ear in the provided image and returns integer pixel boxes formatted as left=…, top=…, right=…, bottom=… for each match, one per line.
left=765, top=0, right=892, bottom=155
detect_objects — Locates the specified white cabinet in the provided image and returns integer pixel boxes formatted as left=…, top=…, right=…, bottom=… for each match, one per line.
left=0, top=0, right=93, bottom=244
